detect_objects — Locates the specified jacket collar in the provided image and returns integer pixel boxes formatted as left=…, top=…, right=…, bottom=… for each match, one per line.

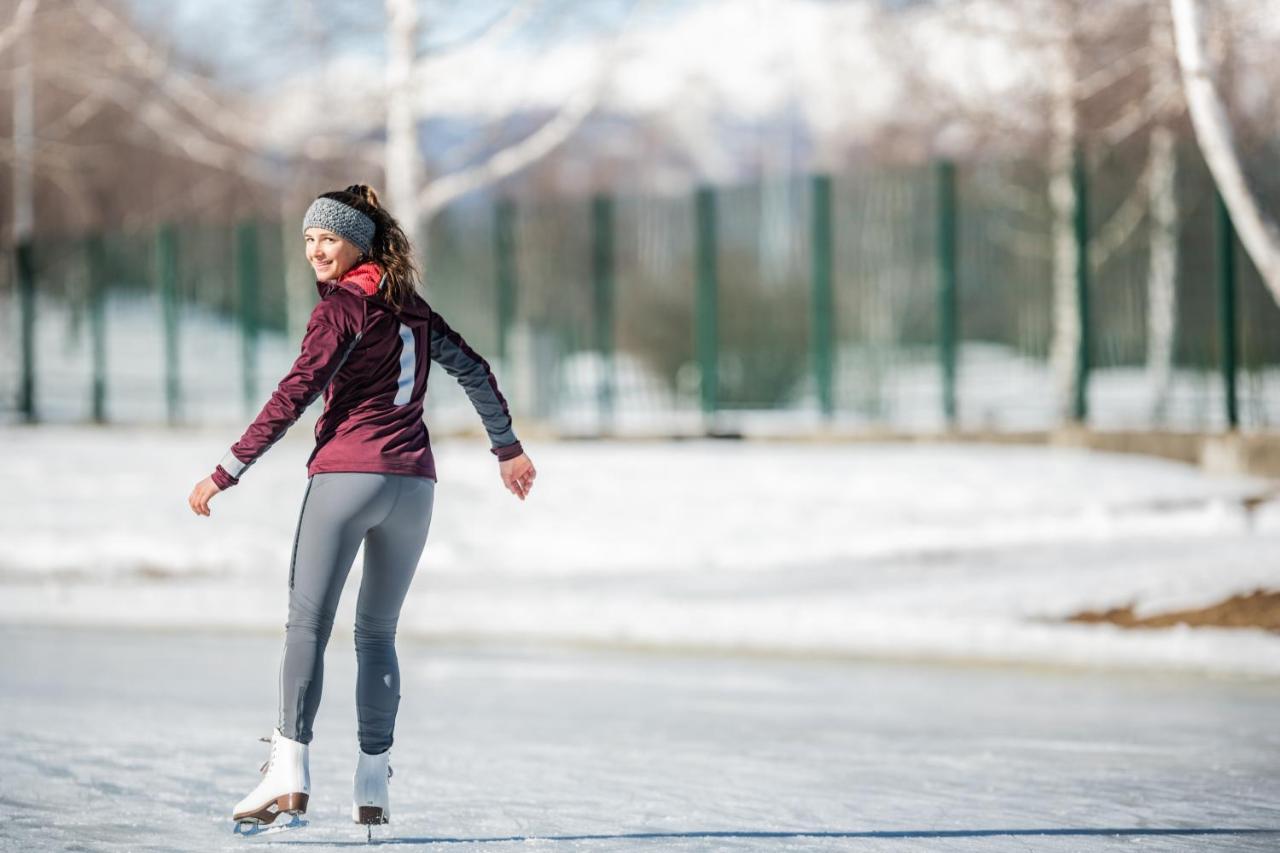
left=314, top=260, right=435, bottom=326
left=338, top=260, right=384, bottom=296
left=315, top=260, right=384, bottom=298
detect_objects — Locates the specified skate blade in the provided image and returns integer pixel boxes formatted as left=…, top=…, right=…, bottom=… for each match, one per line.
left=233, top=814, right=309, bottom=837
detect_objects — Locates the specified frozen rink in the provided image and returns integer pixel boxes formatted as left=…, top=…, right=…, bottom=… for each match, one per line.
left=2, top=625, right=1279, bottom=852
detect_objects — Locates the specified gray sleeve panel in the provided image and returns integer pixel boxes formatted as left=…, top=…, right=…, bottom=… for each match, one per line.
left=428, top=311, right=518, bottom=448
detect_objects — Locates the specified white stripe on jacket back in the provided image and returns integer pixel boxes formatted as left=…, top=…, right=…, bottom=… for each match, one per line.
left=394, top=323, right=415, bottom=405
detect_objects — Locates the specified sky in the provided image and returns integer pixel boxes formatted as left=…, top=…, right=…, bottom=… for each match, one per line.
left=124, top=0, right=676, bottom=93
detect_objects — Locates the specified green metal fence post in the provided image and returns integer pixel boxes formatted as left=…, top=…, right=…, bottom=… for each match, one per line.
left=236, top=220, right=260, bottom=415
left=1073, top=147, right=1090, bottom=423
left=16, top=240, right=36, bottom=422
left=810, top=173, right=835, bottom=420
left=1215, top=189, right=1239, bottom=430
left=158, top=224, right=181, bottom=425
left=87, top=233, right=108, bottom=424
left=695, top=186, right=719, bottom=420
left=494, top=198, right=517, bottom=363
left=936, top=160, right=959, bottom=428
left=591, top=193, right=616, bottom=431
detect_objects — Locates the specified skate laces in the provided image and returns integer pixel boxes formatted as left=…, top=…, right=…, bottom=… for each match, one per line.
left=257, top=735, right=276, bottom=775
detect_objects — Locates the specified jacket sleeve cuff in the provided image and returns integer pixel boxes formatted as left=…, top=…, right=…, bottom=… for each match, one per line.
left=490, top=440, right=524, bottom=462
left=211, top=465, right=239, bottom=490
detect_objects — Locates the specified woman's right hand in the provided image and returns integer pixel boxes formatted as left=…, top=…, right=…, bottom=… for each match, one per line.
left=188, top=476, right=222, bottom=517
left=500, top=454, right=536, bottom=501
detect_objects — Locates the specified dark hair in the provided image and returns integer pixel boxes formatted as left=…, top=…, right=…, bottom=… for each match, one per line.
left=318, top=184, right=420, bottom=314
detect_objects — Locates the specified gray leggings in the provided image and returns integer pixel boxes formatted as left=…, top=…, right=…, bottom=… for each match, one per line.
left=278, top=472, right=434, bottom=754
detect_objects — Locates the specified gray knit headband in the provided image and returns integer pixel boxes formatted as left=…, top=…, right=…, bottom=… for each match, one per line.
left=302, top=197, right=376, bottom=255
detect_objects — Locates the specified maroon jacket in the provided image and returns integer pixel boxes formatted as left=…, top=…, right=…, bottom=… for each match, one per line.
left=210, top=261, right=522, bottom=490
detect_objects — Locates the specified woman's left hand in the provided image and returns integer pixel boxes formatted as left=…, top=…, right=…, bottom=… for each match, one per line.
left=500, top=454, right=536, bottom=501
left=188, top=476, right=222, bottom=517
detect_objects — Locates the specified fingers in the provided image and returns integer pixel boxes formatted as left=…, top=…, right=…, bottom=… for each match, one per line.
left=516, top=464, right=535, bottom=497
left=499, top=458, right=535, bottom=501
left=516, top=466, right=535, bottom=498
left=188, top=484, right=212, bottom=517
left=503, top=471, right=532, bottom=501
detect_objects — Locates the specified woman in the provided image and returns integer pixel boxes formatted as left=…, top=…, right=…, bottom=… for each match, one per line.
left=187, top=184, right=535, bottom=833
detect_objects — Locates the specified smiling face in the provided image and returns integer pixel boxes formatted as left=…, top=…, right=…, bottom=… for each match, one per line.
left=304, top=227, right=363, bottom=281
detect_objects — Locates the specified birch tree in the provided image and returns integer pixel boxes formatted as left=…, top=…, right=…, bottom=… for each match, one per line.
left=384, top=0, right=612, bottom=242
left=1170, top=0, right=1280, bottom=304
left=7, top=0, right=39, bottom=247
left=1045, top=0, right=1083, bottom=423
left=1145, top=0, right=1181, bottom=421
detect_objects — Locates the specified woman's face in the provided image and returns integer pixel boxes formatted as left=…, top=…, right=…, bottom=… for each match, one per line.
left=304, top=227, right=363, bottom=281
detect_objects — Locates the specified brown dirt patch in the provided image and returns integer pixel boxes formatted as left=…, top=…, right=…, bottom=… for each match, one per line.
left=1067, top=588, right=1280, bottom=634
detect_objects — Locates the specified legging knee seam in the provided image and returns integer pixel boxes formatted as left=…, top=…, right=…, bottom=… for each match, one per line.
left=287, top=478, right=316, bottom=590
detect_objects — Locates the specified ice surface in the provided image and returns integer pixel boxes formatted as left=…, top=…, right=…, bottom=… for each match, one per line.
left=1, top=626, right=1278, bottom=852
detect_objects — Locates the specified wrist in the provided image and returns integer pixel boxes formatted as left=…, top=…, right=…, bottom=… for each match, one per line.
left=211, top=465, right=239, bottom=490
left=491, top=440, right=524, bottom=462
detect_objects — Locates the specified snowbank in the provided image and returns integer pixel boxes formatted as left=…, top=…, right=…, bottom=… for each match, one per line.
left=1, top=426, right=1277, bottom=677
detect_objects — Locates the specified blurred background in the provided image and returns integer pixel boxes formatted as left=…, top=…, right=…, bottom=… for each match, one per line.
left=3, top=0, right=1280, bottom=440
left=3, top=0, right=1280, bottom=848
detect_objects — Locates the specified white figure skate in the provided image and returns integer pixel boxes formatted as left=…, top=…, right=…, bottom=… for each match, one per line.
left=353, top=747, right=393, bottom=839
left=231, top=728, right=310, bottom=834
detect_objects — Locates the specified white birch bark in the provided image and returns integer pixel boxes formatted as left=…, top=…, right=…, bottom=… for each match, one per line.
left=385, top=0, right=421, bottom=243
left=1046, top=10, right=1080, bottom=422
left=11, top=0, right=38, bottom=244
left=1146, top=0, right=1180, bottom=422
left=1170, top=0, right=1280, bottom=304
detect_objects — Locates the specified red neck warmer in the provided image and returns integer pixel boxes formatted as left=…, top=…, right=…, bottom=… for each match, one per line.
left=341, top=260, right=383, bottom=296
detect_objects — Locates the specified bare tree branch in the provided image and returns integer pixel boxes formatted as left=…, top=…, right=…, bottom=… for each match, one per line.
left=72, top=0, right=262, bottom=148
left=1097, top=85, right=1182, bottom=146
left=1074, top=42, right=1152, bottom=100
left=49, top=70, right=279, bottom=183
left=421, top=0, right=539, bottom=56
left=416, top=0, right=647, bottom=218
left=418, top=84, right=599, bottom=217
left=0, top=0, right=38, bottom=57
left=1089, top=160, right=1149, bottom=270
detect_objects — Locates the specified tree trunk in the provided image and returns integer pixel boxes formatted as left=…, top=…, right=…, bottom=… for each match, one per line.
left=1170, top=0, right=1280, bottom=304
left=1146, top=0, right=1180, bottom=422
left=385, top=0, right=421, bottom=250
left=11, top=0, right=37, bottom=244
left=1145, top=122, right=1179, bottom=422
left=1047, top=22, right=1080, bottom=423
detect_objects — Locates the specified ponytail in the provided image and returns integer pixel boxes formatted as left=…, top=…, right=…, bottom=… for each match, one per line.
left=317, top=184, right=421, bottom=314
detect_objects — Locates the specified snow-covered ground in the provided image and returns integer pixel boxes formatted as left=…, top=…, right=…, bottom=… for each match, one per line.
left=1, top=425, right=1278, bottom=677
left=2, top=626, right=1279, bottom=852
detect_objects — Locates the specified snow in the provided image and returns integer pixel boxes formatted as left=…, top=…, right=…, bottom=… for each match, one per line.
left=1, top=423, right=1277, bottom=678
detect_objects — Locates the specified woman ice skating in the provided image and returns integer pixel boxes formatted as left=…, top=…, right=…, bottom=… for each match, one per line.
left=186, top=184, right=535, bottom=836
